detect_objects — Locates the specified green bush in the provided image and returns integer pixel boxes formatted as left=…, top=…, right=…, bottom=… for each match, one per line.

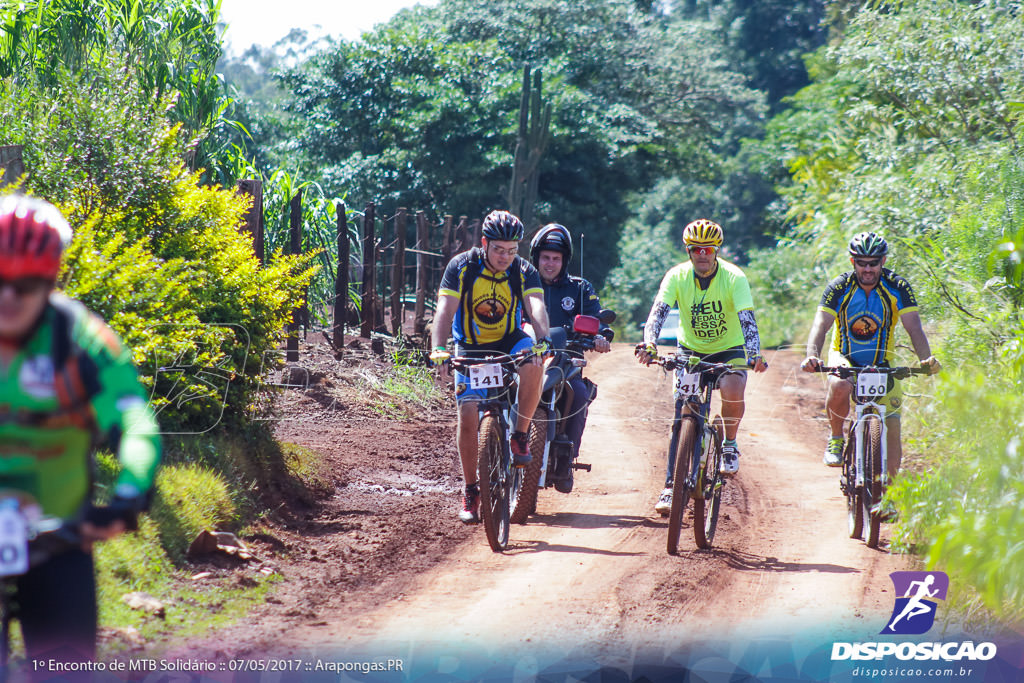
left=0, top=61, right=318, bottom=433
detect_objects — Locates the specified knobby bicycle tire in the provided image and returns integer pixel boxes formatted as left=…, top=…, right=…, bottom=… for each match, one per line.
left=667, top=416, right=699, bottom=555
left=842, top=432, right=863, bottom=540
left=477, top=414, right=510, bottom=551
left=863, top=414, right=884, bottom=549
left=694, top=415, right=725, bottom=549
left=510, top=408, right=546, bottom=524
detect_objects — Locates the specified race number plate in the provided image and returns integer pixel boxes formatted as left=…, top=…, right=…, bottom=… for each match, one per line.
left=468, top=363, right=503, bottom=390
left=0, top=506, right=28, bottom=577
left=856, top=372, right=887, bottom=399
left=675, top=370, right=701, bottom=398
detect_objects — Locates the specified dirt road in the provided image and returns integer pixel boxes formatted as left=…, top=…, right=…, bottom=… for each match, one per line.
left=280, top=346, right=912, bottom=669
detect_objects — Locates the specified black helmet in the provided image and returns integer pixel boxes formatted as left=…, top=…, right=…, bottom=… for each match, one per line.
left=481, top=210, right=525, bottom=241
left=530, top=223, right=572, bottom=265
left=848, top=231, right=889, bottom=257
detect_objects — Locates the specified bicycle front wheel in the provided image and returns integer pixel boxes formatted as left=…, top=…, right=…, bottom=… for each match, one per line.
left=667, top=416, right=698, bottom=555
left=863, top=414, right=884, bottom=549
left=478, top=414, right=510, bottom=551
left=510, top=407, right=545, bottom=524
left=694, top=415, right=725, bottom=549
left=842, top=433, right=864, bottom=539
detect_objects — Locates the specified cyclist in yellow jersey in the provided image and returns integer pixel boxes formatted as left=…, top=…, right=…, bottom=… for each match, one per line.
left=430, top=211, right=552, bottom=524
left=637, top=219, right=767, bottom=515
left=801, top=232, right=940, bottom=476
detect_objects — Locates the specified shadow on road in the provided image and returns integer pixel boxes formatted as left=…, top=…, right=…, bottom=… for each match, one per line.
left=526, top=511, right=652, bottom=530
left=502, top=539, right=645, bottom=557
left=722, top=549, right=859, bottom=574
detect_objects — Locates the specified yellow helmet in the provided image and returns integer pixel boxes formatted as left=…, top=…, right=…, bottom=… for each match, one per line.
left=682, top=219, right=723, bottom=248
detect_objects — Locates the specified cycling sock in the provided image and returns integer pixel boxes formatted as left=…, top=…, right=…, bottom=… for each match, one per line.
left=723, top=438, right=737, bottom=448
left=465, top=482, right=479, bottom=495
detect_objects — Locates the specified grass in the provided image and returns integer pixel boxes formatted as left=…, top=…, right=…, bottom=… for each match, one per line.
left=82, top=426, right=333, bottom=659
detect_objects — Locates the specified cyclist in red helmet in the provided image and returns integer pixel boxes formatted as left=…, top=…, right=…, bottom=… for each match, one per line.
left=0, top=195, right=161, bottom=668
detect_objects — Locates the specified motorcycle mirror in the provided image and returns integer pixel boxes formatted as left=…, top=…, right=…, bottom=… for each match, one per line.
left=597, top=309, right=616, bottom=325
left=573, top=315, right=601, bottom=336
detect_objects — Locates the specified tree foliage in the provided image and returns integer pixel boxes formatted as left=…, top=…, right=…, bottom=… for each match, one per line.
left=0, top=62, right=317, bottom=433
left=750, top=0, right=1024, bottom=618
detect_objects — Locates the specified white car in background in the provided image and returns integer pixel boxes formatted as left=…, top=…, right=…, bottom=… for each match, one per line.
left=639, top=308, right=680, bottom=346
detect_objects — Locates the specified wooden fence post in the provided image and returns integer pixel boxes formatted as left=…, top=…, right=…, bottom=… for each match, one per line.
left=391, top=208, right=407, bottom=337
left=287, top=190, right=302, bottom=362
left=0, top=145, right=24, bottom=190
left=414, top=211, right=429, bottom=334
left=334, top=202, right=349, bottom=352
left=235, top=179, right=264, bottom=265
left=360, top=203, right=376, bottom=338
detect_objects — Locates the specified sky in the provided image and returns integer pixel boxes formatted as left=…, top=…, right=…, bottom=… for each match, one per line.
left=218, top=0, right=440, bottom=52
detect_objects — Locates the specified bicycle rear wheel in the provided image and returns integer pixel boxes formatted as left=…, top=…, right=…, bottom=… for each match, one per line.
left=862, top=414, right=884, bottom=549
left=478, top=414, right=510, bottom=551
left=667, top=416, right=698, bottom=555
left=694, top=415, right=725, bottom=549
left=842, top=433, right=863, bottom=539
left=510, top=407, right=545, bottom=524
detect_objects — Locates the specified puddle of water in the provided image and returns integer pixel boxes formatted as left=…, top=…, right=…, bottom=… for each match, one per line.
left=344, top=475, right=461, bottom=497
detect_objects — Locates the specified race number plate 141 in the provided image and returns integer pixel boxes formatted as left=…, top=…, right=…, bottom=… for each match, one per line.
left=469, top=363, right=503, bottom=390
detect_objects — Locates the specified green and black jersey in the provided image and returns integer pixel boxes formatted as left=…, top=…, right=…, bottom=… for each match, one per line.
left=0, top=294, right=160, bottom=519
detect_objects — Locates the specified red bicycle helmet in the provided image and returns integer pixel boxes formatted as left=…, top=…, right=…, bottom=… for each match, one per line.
left=0, top=195, right=71, bottom=280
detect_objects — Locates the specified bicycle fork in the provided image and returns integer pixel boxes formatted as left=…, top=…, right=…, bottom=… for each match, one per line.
left=852, top=401, right=889, bottom=490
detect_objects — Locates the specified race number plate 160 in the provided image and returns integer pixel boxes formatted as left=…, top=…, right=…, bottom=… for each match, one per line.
left=0, top=506, right=28, bottom=577
left=469, top=363, right=503, bottom=390
left=856, top=372, right=886, bottom=399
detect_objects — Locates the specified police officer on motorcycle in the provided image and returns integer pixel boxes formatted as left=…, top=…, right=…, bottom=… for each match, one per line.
left=530, top=224, right=611, bottom=492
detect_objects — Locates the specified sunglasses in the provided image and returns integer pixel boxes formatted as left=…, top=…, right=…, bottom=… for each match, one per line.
left=853, top=259, right=882, bottom=268
left=0, top=277, right=51, bottom=297
left=487, top=245, right=519, bottom=257
left=687, top=245, right=717, bottom=256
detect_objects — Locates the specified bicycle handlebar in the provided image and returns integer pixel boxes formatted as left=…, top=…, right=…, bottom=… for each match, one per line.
left=647, top=355, right=739, bottom=373
left=448, top=347, right=543, bottom=373
left=811, top=365, right=932, bottom=380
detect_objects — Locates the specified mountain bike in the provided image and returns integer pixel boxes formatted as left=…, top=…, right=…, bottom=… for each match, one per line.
left=450, top=349, right=541, bottom=551
left=0, top=494, right=139, bottom=678
left=513, top=310, right=615, bottom=522
left=0, top=494, right=78, bottom=678
left=813, top=365, right=930, bottom=548
left=647, top=355, right=732, bottom=554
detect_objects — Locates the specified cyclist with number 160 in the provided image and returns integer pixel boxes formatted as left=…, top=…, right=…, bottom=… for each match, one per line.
left=801, top=232, right=940, bottom=483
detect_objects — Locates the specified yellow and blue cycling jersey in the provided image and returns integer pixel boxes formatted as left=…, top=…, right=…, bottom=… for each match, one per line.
left=438, top=247, right=543, bottom=345
left=819, top=269, right=919, bottom=367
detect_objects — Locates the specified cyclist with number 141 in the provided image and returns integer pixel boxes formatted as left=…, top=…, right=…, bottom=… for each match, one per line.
left=430, top=211, right=552, bottom=524
left=800, top=232, right=940, bottom=481
left=636, top=219, right=767, bottom=516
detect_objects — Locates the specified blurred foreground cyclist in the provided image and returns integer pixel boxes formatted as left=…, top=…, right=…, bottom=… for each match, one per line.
left=0, top=195, right=160, bottom=669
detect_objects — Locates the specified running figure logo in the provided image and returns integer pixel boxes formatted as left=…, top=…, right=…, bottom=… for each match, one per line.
left=881, top=571, right=949, bottom=635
